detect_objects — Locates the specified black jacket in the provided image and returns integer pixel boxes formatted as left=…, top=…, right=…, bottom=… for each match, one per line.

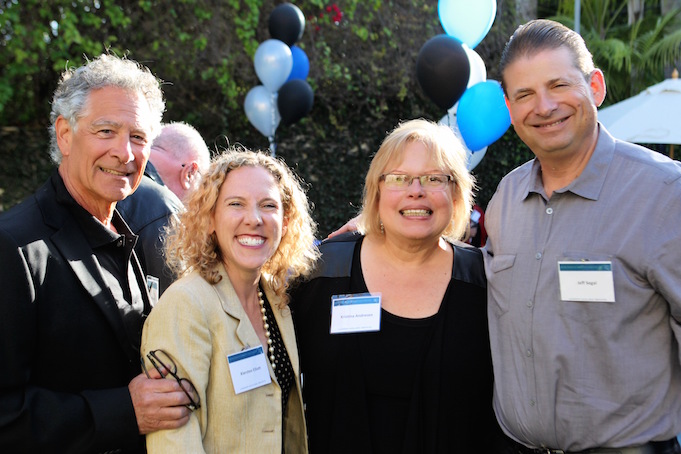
left=117, top=162, right=183, bottom=296
left=0, top=172, right=149, bottom=453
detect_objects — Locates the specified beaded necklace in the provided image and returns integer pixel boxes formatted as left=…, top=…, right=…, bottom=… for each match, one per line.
left=258, top=287, right=276, bottom=369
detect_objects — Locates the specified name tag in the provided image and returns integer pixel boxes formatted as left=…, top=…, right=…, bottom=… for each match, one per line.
left=330, top=293, right=381, bottom=334
left=146, top=275, right=160, bottom=306
left=227, top=346, right=272, bottom=394
left=558, top=261, right=615, bottom=302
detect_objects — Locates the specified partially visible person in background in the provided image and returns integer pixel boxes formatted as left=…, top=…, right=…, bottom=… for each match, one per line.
left=290, top=119, right=502, bottom=453
left=148, top=121, right=211, bottom=202
left=117, top=122, right=210, bottom=298
left=0, top=53, right=191, bottom=453
left=141, top=148, right=318, bottom=453
left=465, top=203, right=486, bottom=247
left=117, top=172, right=183, bottom=300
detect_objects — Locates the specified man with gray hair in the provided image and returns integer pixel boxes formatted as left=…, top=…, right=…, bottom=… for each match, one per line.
left=0, top=54, right=191, bottom=453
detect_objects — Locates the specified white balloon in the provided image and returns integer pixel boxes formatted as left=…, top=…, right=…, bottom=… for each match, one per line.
left=244, top=85, right=280, bottom=138
left=254, top=39, right=293, bottom=93
left=467, top=146, right=488, bottom=171
left=439, top=109, right=488, bottom=171
left=462, top=44, right=487, bottom=89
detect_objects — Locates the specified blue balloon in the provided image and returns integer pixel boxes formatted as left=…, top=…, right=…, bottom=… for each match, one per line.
left=439, top=109, right=488, bottom=170
left=456, top=80, right=511, bottom=151
left=287, top=45, right=310, bottom=81
left=438, top=0, right=496, bottom=48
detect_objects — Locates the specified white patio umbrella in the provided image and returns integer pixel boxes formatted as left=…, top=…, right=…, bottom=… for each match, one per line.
left=598, top=68, right=681, bottom=158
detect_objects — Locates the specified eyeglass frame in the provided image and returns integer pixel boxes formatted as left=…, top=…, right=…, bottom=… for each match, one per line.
left=379, top=173, right=454, bottom=191
left=141, top=349, right=201, bottom=411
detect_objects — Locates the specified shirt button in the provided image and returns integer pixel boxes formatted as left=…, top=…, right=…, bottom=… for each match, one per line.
left=546, top=207, right=553, bottom=214
left=529, top=400, right=536, bottom=407
left=526, top=300, right=533, bottom=308
left=535, top=252, right=542, bottom=260
left=526, top=349, right=533, bottom=357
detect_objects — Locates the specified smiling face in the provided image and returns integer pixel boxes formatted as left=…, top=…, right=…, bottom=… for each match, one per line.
left=378, top=141, right=455, bottom=244
left=56, top=86, right=154, bottom=220
left=209, top=165, right=285, bottom=281
left=503, top=46, right=605, bottom=160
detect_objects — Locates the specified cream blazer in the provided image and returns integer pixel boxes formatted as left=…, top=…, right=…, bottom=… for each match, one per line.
left=141, top=263, right=308, bottom=454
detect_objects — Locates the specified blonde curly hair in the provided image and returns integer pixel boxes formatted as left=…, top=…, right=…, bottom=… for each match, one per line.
left=357, top=119, right=475, bottom=242
left=164, top=147, right=319, bottom=304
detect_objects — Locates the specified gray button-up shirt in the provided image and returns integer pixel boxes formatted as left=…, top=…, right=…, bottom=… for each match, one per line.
left=484, top=125, right=681, bottom=451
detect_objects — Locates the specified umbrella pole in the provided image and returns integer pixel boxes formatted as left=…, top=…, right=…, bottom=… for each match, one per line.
left=671, top=144, right=675, bottom=160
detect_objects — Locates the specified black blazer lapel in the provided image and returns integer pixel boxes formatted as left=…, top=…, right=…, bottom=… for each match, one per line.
left=51, top=218, right=140, bottom=364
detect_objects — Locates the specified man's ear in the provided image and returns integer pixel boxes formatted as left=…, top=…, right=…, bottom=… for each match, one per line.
left=55, top=116, right=72, bottom=157
left=181, top=161, right=199, bottom=190
left=504, top=96, right=514, bottom=125
left=590, top=69, right=607, bottom=107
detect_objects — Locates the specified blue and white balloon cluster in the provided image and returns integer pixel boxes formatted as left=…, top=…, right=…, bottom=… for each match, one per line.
left=244, top=3, right=314, bottom=155
left=416, top=0, right=511, bottom=170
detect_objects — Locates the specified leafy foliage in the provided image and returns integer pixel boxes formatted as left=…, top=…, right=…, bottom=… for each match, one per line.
left=1, top=0, right=547, bottom=235
left=550, top=0, right=681, bottom=104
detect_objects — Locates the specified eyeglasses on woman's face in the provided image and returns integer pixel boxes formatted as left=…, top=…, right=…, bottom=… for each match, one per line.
left=379, top=173, right=454, bottom=191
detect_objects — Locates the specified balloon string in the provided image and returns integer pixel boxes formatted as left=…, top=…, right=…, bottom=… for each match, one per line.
left=268, top=136, right=276, bottom=157
left=270, top=92, right=278, bottom=156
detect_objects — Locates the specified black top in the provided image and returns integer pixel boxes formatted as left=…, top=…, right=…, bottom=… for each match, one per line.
left=260, top=290, right=295, bottom=413
left=364, top=310, right=436, bottom=454
left=290, top=232, right=503, bottom=453
left=55, top=171, right=150, bottom=355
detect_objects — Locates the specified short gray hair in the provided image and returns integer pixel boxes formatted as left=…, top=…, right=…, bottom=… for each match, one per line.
left=154, top=121, right=211, bottom=173
left=48, top=53, right=165, bottom=163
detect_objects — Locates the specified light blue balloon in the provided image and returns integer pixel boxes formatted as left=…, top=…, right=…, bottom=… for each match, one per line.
left=244, top=85, right=280, bottom=137
left=456, top=80, right=510, bottom=151
left=438, top=0, right=496, bottom=48
left=287, top=45, right=310, bottom=81
left=254, top=39, right=293, bottom=93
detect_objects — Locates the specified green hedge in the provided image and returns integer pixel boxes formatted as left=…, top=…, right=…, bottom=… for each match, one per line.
left=1, top=0, right=532, bottom=236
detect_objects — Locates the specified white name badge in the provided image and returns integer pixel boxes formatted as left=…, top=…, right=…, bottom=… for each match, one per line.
left=558, top=261, right=615, bottom=302
left=146, top=275, right=160, bottom=306
left=330, top=293, right=381, bottom=334
left=227, top=345, right=272, bottom=394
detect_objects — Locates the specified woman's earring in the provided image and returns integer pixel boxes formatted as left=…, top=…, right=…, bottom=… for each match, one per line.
left=380, top=221, right=384, bottom=234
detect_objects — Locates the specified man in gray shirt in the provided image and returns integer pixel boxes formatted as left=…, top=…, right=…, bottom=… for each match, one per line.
left=485, top=19, right=681, bottom=453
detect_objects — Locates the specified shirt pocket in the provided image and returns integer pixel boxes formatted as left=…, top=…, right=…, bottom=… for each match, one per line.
left=487, top=253, right=516, bottom=318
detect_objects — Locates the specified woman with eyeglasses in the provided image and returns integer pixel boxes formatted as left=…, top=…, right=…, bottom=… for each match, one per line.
left=141, top=148, right=318, bottom=453
left=289, top=119, right=503, bottom=453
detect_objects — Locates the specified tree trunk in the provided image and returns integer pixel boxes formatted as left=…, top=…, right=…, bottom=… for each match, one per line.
left=628, top=0, right=645, bottom=24
left=661, top=0, right=681, bottom=14
left=661, top=0, right=681, bottom=79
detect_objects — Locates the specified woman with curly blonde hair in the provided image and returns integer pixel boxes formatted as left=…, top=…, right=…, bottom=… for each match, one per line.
left=141, top=147, right=318, bottom=453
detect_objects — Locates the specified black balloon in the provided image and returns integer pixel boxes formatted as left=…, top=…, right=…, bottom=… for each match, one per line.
left=269, top=3, right=305, bottom=46
left=277, top=79, right=314, bottom=126
left=416, top=34, right=471, bottom=110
